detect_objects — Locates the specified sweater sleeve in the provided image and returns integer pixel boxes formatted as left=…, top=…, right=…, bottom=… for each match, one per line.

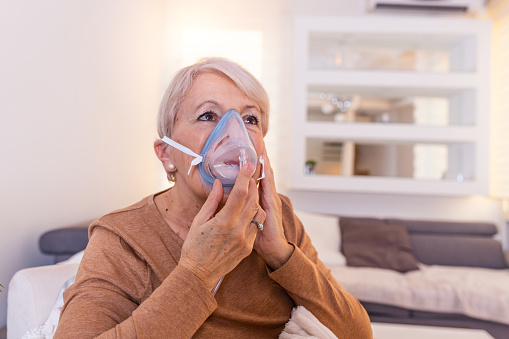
left=268, top=196, right=372, bottom=339
left=54, top=226, right=217, bottom=339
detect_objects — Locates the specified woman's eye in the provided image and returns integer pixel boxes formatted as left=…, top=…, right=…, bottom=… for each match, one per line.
left=243, top=115, right=259, bottom=125
left=198, top=111, right=216, bottom=122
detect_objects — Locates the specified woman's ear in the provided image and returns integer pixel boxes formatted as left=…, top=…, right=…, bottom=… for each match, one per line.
left=154, top=140, right=176, bottom=172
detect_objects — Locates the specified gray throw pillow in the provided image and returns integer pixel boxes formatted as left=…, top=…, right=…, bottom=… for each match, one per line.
left=340, top=220, right=419, bottom=273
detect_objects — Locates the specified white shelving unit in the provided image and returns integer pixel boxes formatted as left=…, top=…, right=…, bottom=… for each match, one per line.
left=291, top=16, right=491, bottom=196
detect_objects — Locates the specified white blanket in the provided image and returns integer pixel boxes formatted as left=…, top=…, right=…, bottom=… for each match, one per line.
left=331, top=264, right=509, bottom=325
left=279, top=306, right=338, bottom=339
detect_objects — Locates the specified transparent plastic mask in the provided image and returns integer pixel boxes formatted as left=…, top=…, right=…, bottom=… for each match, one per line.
left=199, top=109, right=258, bottom=192
left=161, top=109, right=264, bottom=193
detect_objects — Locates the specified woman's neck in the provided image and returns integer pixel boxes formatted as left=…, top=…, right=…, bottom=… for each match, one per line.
left=155, top=184, right=207, bottom=240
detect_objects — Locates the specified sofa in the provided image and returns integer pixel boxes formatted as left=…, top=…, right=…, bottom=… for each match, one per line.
left=7, top=224, right=89, bottom=339
left=297, top=212, right=509, bottom=339
left=7, top=215, right=509, bottom=338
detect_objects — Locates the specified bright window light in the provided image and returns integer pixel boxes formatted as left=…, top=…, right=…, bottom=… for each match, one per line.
left=180, top=28, right=263, bottom=78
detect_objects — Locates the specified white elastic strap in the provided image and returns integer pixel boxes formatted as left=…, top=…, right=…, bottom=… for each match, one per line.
left=162, top=136, right=203, bottom=175
left=258, top=156, right=265, bottom=181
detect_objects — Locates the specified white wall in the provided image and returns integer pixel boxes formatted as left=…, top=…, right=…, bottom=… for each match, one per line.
left=489, top=0, right=509, bottom=201
left=0, top=0, right=165, bottom=327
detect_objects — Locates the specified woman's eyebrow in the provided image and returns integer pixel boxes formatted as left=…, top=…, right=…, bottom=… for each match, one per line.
left=195, top=100, right=220, bottom=111
left=195, top=101, right=260, bottom=113
left=242, top=105, right=260, bottom=112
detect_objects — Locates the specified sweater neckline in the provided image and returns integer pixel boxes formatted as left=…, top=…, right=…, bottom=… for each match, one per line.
left=147, top=188, right=185, bottom=248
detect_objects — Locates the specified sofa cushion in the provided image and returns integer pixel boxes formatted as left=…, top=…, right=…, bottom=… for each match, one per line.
left=410, top=234, right=507, bottom=269
left=295, top=210, right=345, bottom=267
left=386, top=218, right=498, bottom=236
left=330, top=264, right=509, bottom=326
left=39, top=226, right=89, bottom=263
left=340, top=219, right=419, bottom=273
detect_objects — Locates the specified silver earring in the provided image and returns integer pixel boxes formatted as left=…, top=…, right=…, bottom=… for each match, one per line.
left=168, top=163, right=176, bottom=171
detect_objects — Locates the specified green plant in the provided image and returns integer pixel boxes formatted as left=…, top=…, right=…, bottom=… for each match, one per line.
left=0, top=284, right=4, bottom=292
left=305, top=160, right=316, bottom=166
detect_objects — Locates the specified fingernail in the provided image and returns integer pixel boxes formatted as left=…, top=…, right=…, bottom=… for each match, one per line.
left=212, top=179, right=221, bottom=191
left=246, top=163, right=254, bottom=173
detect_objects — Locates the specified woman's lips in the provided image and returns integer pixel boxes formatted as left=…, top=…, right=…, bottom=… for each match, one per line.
left=213, top=161, right=241, bottom=180
left=224, top=159, right=240, bottom=166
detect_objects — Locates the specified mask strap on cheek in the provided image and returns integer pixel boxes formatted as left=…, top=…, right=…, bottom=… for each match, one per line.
left=257, top=155, right=265, bottom=181
left=161, top=136, right=203, bottom=175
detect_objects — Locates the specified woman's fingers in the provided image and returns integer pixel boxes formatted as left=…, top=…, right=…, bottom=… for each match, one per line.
left=250, top=208, right=267, bottom=231
left=181, top=162, right=262, bottom=289
left=254, top=147, right=292, bottom=269
left=192, top=179, right=223, bottom=225
left=258, top=147, right=279, bottom=210
left=219, top=163, right=258, bottom=220
left=260, top=146, right=277, bottom=192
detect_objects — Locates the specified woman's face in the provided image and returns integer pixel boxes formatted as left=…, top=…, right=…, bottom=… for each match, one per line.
left=169, top=72, right=265, bottom=202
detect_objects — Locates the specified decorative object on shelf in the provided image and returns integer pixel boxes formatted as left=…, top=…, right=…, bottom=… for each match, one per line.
left=316, top=92, right=356, bottom=115
left=305, top=160, right=317, bottom=175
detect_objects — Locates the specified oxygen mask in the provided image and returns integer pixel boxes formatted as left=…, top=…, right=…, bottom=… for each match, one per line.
left=161, top=109, right=264, bottom=193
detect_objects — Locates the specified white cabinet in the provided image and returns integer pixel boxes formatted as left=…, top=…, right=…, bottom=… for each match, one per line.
left=291, top=16, right=491, bottom=196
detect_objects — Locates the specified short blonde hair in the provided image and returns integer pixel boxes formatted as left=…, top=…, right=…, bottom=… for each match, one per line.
left=157, top=57, right=270, bottom=138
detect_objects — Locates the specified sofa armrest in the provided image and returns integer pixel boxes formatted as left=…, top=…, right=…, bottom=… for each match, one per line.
left=39, top=226, right=89, bottom=263
left=7, top=263, right=79, bottom=339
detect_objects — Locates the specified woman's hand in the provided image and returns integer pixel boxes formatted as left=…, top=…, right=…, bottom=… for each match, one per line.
left=179, top=163, right=266, bottom=291
left=255, top=147, right=294, bottom=270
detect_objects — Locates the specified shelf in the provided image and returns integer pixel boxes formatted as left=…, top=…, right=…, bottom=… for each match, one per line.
left=291, top=16, right=490, bottom=196
left=290, top=174, right=489, bottom=196
left=295, top=16, right=490, bottom=38
left=302, top=123, right=480, bottom=143
left=306, top=71, right=479, bottom=90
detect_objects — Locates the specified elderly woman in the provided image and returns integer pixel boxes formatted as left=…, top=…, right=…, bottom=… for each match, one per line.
left=54, top=58, right=372, bottom=338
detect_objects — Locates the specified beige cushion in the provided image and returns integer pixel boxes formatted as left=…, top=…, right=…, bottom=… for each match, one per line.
left=294, top=210, right=345, bottom=267
left=331, top=264, right=509, bottom=326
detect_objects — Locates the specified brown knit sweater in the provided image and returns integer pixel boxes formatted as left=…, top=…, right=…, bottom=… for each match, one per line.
left=54, top=192, right=372, bottom=338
